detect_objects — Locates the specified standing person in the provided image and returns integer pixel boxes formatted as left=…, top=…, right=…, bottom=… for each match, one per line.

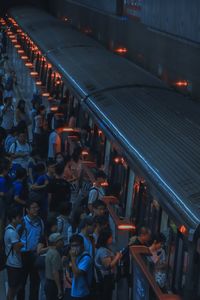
left=48, top=126, right=62, bottom=160
left=9, top=131, right=31, bottom=171
left=0, top=158, right=10, bottom=239
left=48, top=163, right=71, bottom=213
left=0, top=96, right=14, bottom=131
left=4, top=126, right=17, bottom=153
left=45, top=233, right=64, bottom=300
left=69, top=234, right=93, bottom=300
left=15, top=99, right=31, bottom=130
left=79, top=216, right=94, bottom=258
left=33, top=105, right=46, bottom=156
left=56, top=202, right=72, bottom=247
left=4, top=207, right=23, bottom=300
left=88, top=171, right=107, bottom=213
left=95, top=229, right=122, bottom=300
left=13, top=167, right=28, bottom=214
left=17, top=200, right=44, bottom=300
left=149, top=233, right=167, bottom=290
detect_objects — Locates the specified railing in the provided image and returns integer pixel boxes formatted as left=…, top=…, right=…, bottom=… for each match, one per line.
left=130, top=246, right=182, bottom=300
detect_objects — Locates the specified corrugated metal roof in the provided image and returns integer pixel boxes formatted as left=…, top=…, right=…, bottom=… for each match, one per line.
left=10, top=6, right=200, bottom=231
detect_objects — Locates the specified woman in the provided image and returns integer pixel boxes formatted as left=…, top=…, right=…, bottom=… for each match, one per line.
left=95, top=228, right=122, bottom=300
left=149, top=233, right=167, bottom=291
left=64, top=147, right=83, bottom=207
left=15, top=99, right=31, bottom=130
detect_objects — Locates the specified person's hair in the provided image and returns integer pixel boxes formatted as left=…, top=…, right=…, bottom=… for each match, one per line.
left=26, top=199, right=39, bottom=209
left=58, top=202, right=72, bottom=216
left=95, top=170, right=106, bottom=180
left=94, top=215, right=109, bottom=227
left=70, top=234, right=84, bottom=246
left=9, top=126, right=17, bottom=135
left=34, top=162, right=46, bottom=174
left=15, top=167, right=27, bottom=179
left=152, top=233, right=166, bottom=245
left=4, top=97, right=12, bottom=104
left=47, top=160, right=56, bottom=167
left=96, top=228, right=112, bottom=248
left=55, top=163, right=64, bottom=176
left=7, top=206, right=22, bottom=222
left=38, top=105, right=45, bottom=113
left=0, top=158, right=10, bottom=173
left=55, top=152, right=65, bottom=161
left=92, top=199, right=106, bottom=209
left=79, top=216, right=94, bottom=230
left=17, top=99, right=25, bottom=112
left=138, top=226, right=151, bottom=237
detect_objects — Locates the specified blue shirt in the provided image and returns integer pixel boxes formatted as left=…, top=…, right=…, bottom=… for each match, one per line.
left=71, top=252, right=93, bottom=298
left=79, top=233, right=93, bottom=257
left=0, top=176, right=8, bottom=193
left=35, top=174, right=50, bottom=211
left=18, top=215, right=44, bottom=252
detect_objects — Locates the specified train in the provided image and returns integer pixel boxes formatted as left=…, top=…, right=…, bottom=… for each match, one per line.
left=1, top=5, right=200, bottom=300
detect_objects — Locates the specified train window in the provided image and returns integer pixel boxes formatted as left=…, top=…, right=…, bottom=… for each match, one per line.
left=91, top=125, right=106, bottom=168
left=131, top=179, right=150, bottom=227
left=108, top=149, right=129, bottom=217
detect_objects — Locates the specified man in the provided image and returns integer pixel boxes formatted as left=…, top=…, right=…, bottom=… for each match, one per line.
left=48, top=126, right=62, bottom=160
left=129, top=226, right=152, bottom=246
left=17, top=200, right=44, bottom=300
left=88, top=171, right=106, bottom=213
left=79, top=216, right=94, bottom=257
left=9, top=131, right=31, bottom=170
left=48, top=163, right=71, bottom=212
left=92, top=199, right=107, bottom=217
left=0, top=96, right=14, bottom=131
left=69, top=234, right=93, bottom=300
left=45, top=233, right=64, bottom=300
left=4, top=207, right=23, bottom=300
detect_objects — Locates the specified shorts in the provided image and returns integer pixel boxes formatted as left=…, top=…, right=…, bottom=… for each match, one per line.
left=6, top=266, right=23, bottom=289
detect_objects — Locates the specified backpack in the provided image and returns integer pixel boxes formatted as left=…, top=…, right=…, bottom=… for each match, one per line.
left=77, top=253, right=101, bottom=299
left=80, top=187, right=100, bottom=208
left=0, top=226, right=14, bottom=271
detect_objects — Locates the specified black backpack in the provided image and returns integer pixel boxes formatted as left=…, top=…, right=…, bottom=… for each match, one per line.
left=0, top=226, right=14, bottom=271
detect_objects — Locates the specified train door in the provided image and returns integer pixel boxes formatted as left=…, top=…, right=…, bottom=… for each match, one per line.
left=108, top=149, right=129, bottom=218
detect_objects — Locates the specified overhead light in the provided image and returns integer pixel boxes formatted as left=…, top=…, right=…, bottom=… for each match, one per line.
left=42, top=92, right=50, bottom=97
left=175, top=80, right=188, bottom=87
left=118, top=224, right=136, bottom=231
left=30, top=71, right=38, bottom=76
left=115, top=47, right=128, bottom=54
left=21, top=56, right=28, bottom=60
left=25, top=62, right=33, bottom=67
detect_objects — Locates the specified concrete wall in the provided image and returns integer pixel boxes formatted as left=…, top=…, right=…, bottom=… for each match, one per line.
left=124, top=0, right=200, bottom=43
left=69, top=0, right=117, bottom=14
left=49, top=0, right=200, bottom=100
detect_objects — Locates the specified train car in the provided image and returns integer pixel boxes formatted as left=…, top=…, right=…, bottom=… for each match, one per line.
left=2, top=6, right=200, bottom=300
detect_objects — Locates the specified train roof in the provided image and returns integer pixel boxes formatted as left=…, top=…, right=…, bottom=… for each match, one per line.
left=10, top=6, right=200, bottom=235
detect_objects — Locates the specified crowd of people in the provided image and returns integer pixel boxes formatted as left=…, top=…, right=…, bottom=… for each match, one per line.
left=0, top=26, right=168, bottom=300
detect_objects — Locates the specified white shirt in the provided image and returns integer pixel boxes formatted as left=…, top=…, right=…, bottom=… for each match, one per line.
left=88, top=186, right=105, bottom=205
left=4, top=224, right=22, bottom=268
left=9, top=140, right=31, bottom=169
left=48, top=131, right=61, bottom=158
left=0, top=105, right=14, bottom=130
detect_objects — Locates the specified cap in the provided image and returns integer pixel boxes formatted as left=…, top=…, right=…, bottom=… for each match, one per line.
left=48, top=233, right=64, bottom=243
